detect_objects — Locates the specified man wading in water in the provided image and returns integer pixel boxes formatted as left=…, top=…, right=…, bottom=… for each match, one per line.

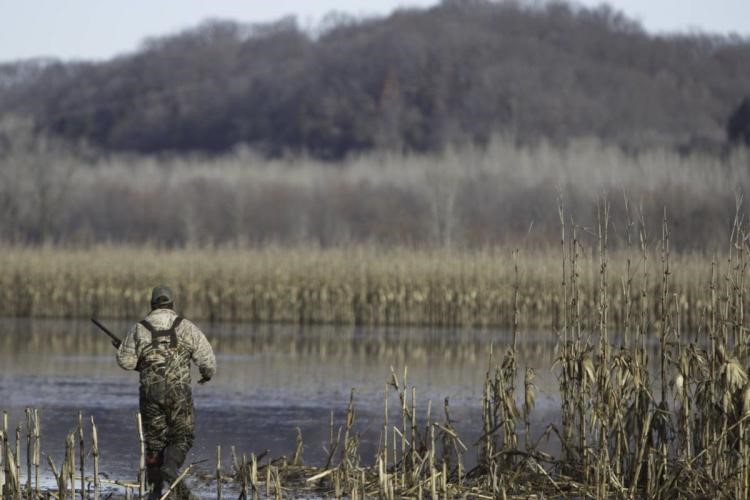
left=116, top=285, right=216, bottom=499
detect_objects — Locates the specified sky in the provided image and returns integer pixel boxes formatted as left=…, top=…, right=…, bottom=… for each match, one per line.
left=0, top=0, right=749, bottom=63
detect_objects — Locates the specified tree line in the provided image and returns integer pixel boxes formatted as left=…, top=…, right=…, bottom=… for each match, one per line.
left=1, top=0, right=749, bottom=158
left=0, top=117, right=748, bottom=248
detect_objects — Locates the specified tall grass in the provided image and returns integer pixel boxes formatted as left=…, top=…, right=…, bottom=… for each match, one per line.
left=295, top=203, right=750, bottom=498
left=6, top=209, right=750, bottom=497
left=0, top=243, right=721, bottom=331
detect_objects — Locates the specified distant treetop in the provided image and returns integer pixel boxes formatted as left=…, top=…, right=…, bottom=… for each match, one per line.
left=0, top=0, right=748, bottom=158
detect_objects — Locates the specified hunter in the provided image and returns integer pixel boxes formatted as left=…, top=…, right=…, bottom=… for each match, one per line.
left=116, top=285, right=216, bottom=499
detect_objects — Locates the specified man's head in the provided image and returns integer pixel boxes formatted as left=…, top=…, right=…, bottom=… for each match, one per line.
left=151, top=285, right=174, bottom=310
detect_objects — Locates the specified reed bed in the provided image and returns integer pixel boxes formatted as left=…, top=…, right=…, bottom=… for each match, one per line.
left=252, top=203, right=750, bottom=499
left=8, top=200, right=750, bottom=497
left=6, top=206, right=750, bottom=498
left=0, top=244, right=715, bottom=330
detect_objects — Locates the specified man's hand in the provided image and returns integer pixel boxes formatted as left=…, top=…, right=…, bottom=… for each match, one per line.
left=198, top=376, right=211, bottom=385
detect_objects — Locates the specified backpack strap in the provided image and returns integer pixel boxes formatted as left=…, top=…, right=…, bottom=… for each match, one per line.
left=139, top=320, right=156, bottom=333
left=169, top=317, right=183, bottom=348
left=141, top=316, right=183, bottom=349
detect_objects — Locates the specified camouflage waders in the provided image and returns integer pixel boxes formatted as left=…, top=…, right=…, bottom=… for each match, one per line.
left=117, top=305, right=216, bottom=500
left=139, top=317, right=194, bottom=497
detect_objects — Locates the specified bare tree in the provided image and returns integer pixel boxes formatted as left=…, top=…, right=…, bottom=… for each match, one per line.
left=0, top=117, right=77, bottom=242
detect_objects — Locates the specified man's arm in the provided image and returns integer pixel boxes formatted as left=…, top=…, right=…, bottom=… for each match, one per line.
left=116, top=324, right=140, bottom=370
left=187, top=321, right=216, bottom=383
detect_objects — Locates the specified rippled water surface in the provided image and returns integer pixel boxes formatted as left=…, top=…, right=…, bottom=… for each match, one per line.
left=0, top=317, right=561, bottom=496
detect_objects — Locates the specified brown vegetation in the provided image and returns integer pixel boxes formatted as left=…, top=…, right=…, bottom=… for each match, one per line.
left=5, top=207, right=750, bottom=498
left=0, top=243, right=719, bottom=333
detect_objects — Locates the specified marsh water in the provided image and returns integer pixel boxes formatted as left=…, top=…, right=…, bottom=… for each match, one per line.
left=0, top=317, right=562, bottom=494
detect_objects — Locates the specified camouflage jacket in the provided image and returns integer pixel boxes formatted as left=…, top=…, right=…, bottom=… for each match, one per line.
left=116, top=308, right=216, bottom=387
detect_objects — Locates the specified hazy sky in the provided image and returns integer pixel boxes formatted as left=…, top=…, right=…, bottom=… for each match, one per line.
left=1, top=0, right=749, bottom=63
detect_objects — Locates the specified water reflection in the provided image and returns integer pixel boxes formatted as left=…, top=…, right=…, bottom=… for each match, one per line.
left=0, top=318, right=562, bottom=488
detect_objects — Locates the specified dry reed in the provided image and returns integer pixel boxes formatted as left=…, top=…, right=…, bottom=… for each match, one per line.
left=8, top=204, right=750, bottom=498
left=0, top=244, right=717, bottom=332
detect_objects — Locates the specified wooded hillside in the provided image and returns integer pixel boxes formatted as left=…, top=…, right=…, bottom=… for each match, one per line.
left=1, top=0, right=749, bottom=158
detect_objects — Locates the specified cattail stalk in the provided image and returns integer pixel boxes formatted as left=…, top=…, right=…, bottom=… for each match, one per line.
left=265, top=460, right=271, bottom=497
left=0, top=429, right=4, bottom=498
left=383, top=383, right=388, bottom=477
left=136, top=412, right=145, bottom=499
left=91, top=416, right=100, bottom=499
left=240, top=454, right=248, bottom=499
left=216, top=445, right=222, bottom=500
left=78, top=412, right=85, bottom=500
left=48, top=455, right=62, bottom=499
left=159, top=463, right=194, bottom=500
left=251, top=453, right=258, bottom=500
left=341, top=388, right=355, bottom=473
left=293, top=427, right=303, bottom=466
left=25, top=409, right=31, bottom=498
left=15, top=423, right=21, bottom=498
left=33, top=409, right=39, bottom=496
left=411, top=386, right=417, bottom=485
left=66, top=431, right=75, bottom=498
left=429, top=422, right=436, bottom=500
left=401, top=368, right=407, bottom=486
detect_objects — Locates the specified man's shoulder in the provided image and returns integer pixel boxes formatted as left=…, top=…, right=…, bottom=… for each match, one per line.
left=175, top=317, right=208, bottom=340
left=176, top=316, right=199, bottom=328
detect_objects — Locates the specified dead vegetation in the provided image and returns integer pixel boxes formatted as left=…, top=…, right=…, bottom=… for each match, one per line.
left=6, top=201, right=750, bottom=498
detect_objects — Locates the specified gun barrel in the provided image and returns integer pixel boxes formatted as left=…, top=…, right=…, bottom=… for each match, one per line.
left=91, top=318, right=122, bottom=348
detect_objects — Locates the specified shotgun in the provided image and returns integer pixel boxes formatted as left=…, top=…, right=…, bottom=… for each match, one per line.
left=91, top=318, right=122, bottom=349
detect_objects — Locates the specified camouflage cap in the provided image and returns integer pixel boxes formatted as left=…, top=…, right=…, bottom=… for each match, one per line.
left=151, top=285, right=174, bottom=307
